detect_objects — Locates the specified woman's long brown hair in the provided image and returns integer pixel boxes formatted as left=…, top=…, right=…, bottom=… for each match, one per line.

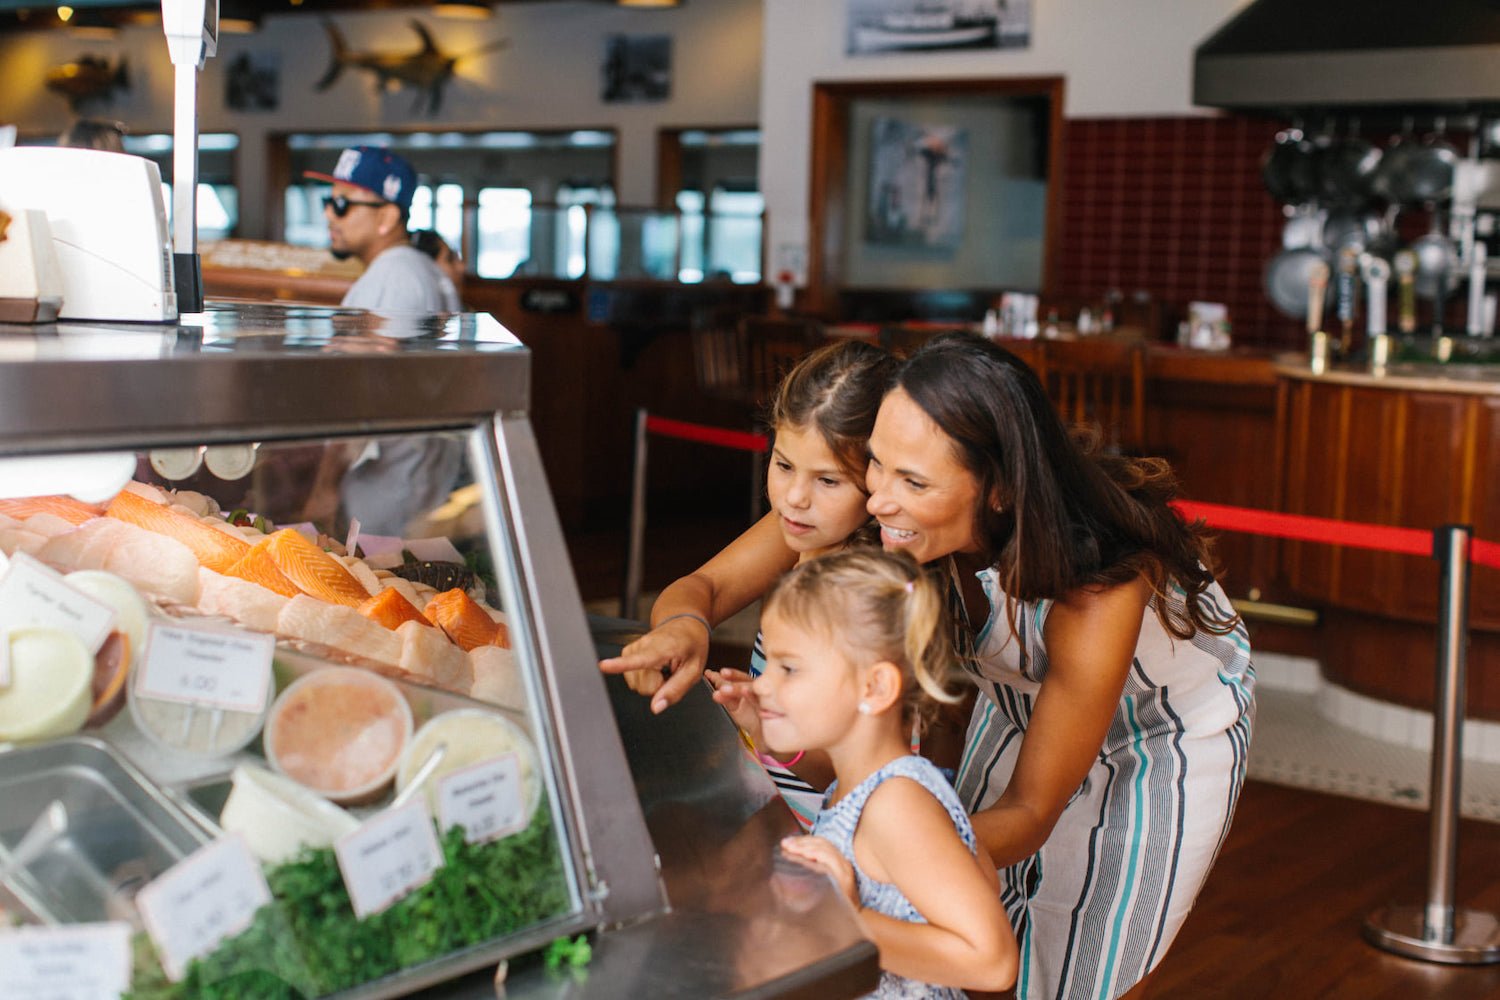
left=892, top=333, right=1236, bottom=639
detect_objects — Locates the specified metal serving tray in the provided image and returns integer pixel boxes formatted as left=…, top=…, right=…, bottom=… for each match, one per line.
left=0, top=736, right=215, bottom=925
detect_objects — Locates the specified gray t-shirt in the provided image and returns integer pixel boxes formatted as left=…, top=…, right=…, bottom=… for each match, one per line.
left=341, top=244, right=461, bottom=313
left=337, top=242, right=464, bottom=534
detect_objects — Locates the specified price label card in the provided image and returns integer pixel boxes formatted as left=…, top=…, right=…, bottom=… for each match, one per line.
left=335, top=799, right=445, bottom=919
left=0, top=922, right=132, bottom=1000
left=136, top=835, right=271, bottom=983
left=0, top=552, right=117, bottom=654
left=136, top=621, right=274, bottom=713
left=438, top=753, right=529, bottom=844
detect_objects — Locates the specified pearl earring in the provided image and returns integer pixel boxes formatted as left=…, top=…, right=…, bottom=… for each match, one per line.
left=857, top=702, right=872, bottom=715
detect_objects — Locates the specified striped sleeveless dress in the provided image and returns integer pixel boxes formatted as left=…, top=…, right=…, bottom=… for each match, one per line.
left=956, top=567, right=1254, bottom=1000
left=813, top=755, right=976, bottom=999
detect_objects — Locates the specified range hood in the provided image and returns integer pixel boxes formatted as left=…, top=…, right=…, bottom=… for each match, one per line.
left=1194, top=0, right=1500, bottom=113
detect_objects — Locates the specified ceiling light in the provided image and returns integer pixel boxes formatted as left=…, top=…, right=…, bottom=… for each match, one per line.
left=434, top=0, right=491, bottom=18
left=618, top=0, right=682, bottom=6
left=56, top=4, right=73, bottom=21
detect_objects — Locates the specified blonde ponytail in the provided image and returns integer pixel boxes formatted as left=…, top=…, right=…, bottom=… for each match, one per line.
left=763, top=549, right=963, bottom=732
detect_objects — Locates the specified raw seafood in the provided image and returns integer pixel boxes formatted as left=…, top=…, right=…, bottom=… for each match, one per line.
left=397, top=620, right=472, bottom=692
left=225, top=540, right=303, bottom=599
left=469, top=645, right=524, bottom=711
left=197, top=568, right=291, bottom=634
left=262, top=529, right=370, bottom=607
left=358, top=587, right=430, bottom=631
left=0, top=494, right=103, bottom=525
left=277, top=594, right=402, bottom=667
left=425, top=589, right=507, bottom=651
left=106, top=487, right=249, bottom=573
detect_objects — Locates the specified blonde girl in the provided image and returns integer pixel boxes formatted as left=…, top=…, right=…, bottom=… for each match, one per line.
left=721, top=548, right=1017, bottom=998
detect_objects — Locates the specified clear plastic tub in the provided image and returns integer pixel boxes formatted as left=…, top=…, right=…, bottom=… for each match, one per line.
left=265, top=667, right=413, bottom=805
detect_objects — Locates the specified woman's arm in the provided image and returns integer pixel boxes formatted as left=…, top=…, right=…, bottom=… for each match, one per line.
left=969, top=575, right=1151, bottom=868
left=598, top=512, right=797, bottom=713
left=788, top=779, right=1018, bottom=991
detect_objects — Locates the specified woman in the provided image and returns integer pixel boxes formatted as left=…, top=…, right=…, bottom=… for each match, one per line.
left=605, top=332, right=1254, bottom=999
left=865, top=333, right=1253, bottom=999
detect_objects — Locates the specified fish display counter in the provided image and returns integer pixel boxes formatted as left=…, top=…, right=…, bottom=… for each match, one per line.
left=0, top=302, right=877, bottom=999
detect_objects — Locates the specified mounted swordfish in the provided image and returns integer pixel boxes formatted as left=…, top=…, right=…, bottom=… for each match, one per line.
left=315, top=18, right=508, bottom=115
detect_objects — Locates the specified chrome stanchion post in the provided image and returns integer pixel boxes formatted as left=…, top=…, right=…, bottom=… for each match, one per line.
left=1364, top=524, right=1500, bottom=963
left=621, top=408, right=649, bottom=622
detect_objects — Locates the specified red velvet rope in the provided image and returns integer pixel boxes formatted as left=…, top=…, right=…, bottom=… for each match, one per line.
left=1172, top=499, right=1500, bottom=569
left=643, top=415, right=769, bottom=454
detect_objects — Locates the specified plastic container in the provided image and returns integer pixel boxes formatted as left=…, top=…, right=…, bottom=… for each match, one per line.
left=218, top=763, right=360, bottom=863
left=395, top=708, right=541, bottom=825
left=0, top=628, right=94, bottom=744
left=265, top=667, right=413, bottom=805
left=127, top=664, right=268, bottom=760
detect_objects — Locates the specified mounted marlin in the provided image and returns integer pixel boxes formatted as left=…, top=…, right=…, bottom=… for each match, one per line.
left=315, top=18, right=508, bottom=115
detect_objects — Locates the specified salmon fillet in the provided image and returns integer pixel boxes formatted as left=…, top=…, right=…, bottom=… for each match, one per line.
left=423, top=589, right=501, bottom=651
left=105, top=489, right=249, bottom=573
left=262, top=529, right=370, bottom=608
left=359, top=588, right=431, bottom=631
left=0, top=495, right=103, bottom=526
left=226, top=541, right=304, bottom=599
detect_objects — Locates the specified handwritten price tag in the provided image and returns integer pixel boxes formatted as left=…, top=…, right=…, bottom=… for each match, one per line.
left=0, top=922, right=132, bottom=1000
left=0, top=552, right=116, bottom=654
left=335, top=799, right=445, bottom=919
left=136, top=835, right=271, bottom=983
left=438, top=753, right=529, bottom=844
left=136, top=622, right=274, bottom=713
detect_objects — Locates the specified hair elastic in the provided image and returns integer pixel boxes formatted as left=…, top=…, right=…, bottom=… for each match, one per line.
left=757, top=749, right=806, bottom=769
left=655, top=611, right=712, bottom=635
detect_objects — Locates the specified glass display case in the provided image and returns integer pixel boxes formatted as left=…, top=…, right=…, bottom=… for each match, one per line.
left=0, top=303, right=666, bottom=998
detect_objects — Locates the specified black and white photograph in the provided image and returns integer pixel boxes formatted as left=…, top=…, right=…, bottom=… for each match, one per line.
left=225, top=50, right=280, bottom=112
left=601, top=34, right=672, bottom=103
left=866, top=116, right=969, bottom=249
left=845, top=0, right=1030, bottom=56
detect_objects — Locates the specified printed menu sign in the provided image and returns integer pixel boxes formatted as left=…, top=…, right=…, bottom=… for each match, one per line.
left=0, top=922, right=132, bottom=1000
left=335, top=799, right=445, bottom=919
left=136, top=835, right=272, bottom=982
left=438, top=753, right=529, bottom=844
left=0, top=552, right=116, bottom=654
left=136, top=621, right=274, bottom=714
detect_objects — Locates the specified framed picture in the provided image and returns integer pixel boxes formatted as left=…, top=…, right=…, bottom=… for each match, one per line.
left=845, top=0, right=1030, bottom=56
left=602, top=35, right=672, bottom=103
left=225, top=51, right=280, bottom=112
left=865, top=117, right=969, bottom=249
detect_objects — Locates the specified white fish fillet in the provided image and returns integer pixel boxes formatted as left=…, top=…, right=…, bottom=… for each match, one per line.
left=0, top=527, right=48, bottom=557
left=196, top=568, right=289, bottom=634
left=277, top=594, right=402, bottom=668
left=469, top=645, right=524, bottom=711
left=100, top=521, right=200, bottom=605
left=20, top=512, right=78, bottom=539
left=396, top=620, right=473, bottom=693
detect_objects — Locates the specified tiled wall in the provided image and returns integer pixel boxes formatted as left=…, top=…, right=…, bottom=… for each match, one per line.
left=1053, top=115, right=1306, bottom=349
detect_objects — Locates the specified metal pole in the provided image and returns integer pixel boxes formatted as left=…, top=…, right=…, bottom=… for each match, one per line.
left=171, top=61, right=203, bottom=313
left=1364, top=524, right=1500, bottom=964
left=620, top=408, right=649, bottom=622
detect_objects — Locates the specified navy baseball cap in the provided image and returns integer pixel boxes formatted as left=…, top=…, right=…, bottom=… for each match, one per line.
left=305, top=145, right=417, bottom=212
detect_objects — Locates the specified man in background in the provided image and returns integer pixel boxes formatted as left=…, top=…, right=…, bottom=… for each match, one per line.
left=306, top=144, right=459, bottom=312
left=305, top=145, right=463, bottom=535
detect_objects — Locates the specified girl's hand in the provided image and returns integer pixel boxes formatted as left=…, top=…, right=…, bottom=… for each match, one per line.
left=599, top=616, right=712, bottom=713
left=706, top=668, right=762, bottom=740
left=780, top=835, right=858, bottom=909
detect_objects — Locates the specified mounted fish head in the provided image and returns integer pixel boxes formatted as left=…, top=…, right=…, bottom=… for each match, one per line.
left=315, top=17, right=506, bottom=117
left=45, top=55, right=130, bottom=112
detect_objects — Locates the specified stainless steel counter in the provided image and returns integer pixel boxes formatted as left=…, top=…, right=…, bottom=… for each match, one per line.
left=428, top=617, right=880, bottom=1000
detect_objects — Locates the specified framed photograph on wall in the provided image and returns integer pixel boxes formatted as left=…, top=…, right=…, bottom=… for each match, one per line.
left=866, top=117, right=969, bottom=249
left=845, top=1, right=1030, bottom=56
left=602, top=35, right=672, bottom=103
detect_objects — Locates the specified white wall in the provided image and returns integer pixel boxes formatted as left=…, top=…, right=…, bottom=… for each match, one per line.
left=0, top=0, right=762, bottom=237
left=757, top=0, right=1252, bottom=275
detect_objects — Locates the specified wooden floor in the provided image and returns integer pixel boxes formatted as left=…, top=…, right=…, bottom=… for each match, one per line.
left=1151, top=781, right=1500, bottom=999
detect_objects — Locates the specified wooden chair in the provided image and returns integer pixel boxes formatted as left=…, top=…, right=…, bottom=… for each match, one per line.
left=1038, top=338, right=1146, bottom=452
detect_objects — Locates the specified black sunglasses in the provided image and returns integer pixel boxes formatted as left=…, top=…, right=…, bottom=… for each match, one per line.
left=323, top=195, right=388, bottom=217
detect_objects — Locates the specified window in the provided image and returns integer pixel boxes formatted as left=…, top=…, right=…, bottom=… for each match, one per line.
left=475, top=188, right=533, bottom=279
left=409, top=183, right=464, bottom=249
